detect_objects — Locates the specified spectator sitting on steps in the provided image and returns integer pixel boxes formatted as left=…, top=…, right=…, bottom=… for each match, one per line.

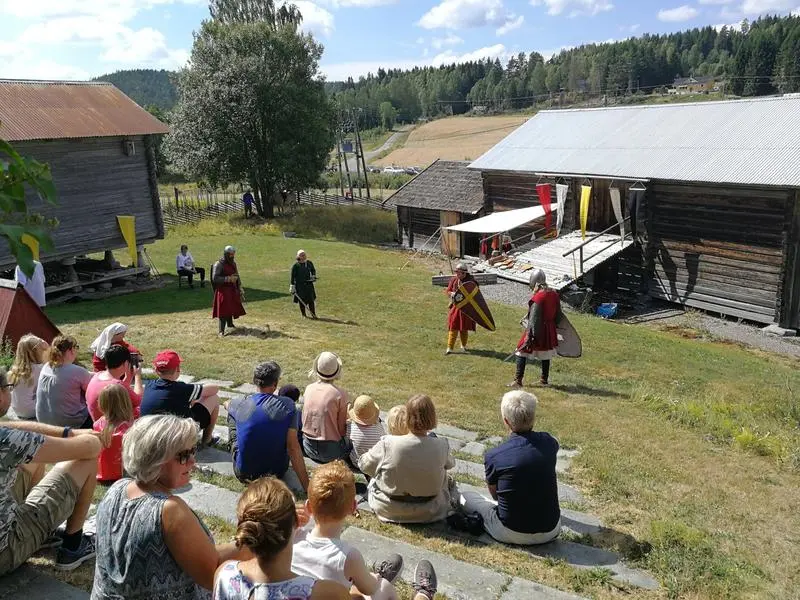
left=458, top=390, right=561, bottom=545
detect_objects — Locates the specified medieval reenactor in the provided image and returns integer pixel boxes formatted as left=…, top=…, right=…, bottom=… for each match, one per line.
left=445, top=262, right=496, bottom=354
left=212, top=245, right=246, bottom=336
left=290, top=249, right=317, bottom=319
left=509, top=269, right=581, bottom=387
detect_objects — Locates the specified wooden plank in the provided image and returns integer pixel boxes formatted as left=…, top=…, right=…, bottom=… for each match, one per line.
left=653, top=266, right=778, bottom=294
left=652, top=243, right=784, bottom=272
left=650, top=273, right=776, bottom=308
left=649, top=280, right=776, bottom=317
left=649, top=286, right=775, bottom=324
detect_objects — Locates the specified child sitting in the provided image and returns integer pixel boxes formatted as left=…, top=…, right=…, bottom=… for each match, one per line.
left=347, top=395, right=385, bottom=466
left=293, top=462, right=439, bottom=600
left=93, top=383, right=135, bottom=482
left=385, top=405, right=408, bottom=436
left=214, top=477, right=350, bottom=600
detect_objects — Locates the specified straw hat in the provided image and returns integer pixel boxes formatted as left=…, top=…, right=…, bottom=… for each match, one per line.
left=348, top=395, right=380, bottom=426
left=309, top=351, right=342, bottom=381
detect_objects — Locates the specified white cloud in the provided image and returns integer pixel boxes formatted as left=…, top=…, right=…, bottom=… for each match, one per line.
left=496, top=15, right=524, bottom=35
left=698, top=0, right=734, bottom=4
left=740, top=0, right=796, bottom=14
left=431, top=43, right=509, bottom=66
left=621, top=23, right=640, bottom=32
left=291, top=1, right=335, bottom=36
left=530, top=0, right=614, bottom=17
left=657, top=5, right=699, bottom=22
left=793, top=6, right=800, bottom=15
left=418, top=0, right=521, bottom=32
left=431, top=33, right=464, bottom=49
left=324, top=0, right=396, bottom=5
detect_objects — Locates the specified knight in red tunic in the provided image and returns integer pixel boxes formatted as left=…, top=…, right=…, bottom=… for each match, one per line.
left=212, top=245, right=246, bottom=336
left=510, top=269, right=564, bottom=386
left=445, top=262, right=477, bottom=355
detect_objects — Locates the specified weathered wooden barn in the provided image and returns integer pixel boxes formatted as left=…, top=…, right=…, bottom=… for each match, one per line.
left=470, top=96, right=800, bottom=327
left=0, top=79, right=169, bottom=297
left=385, top=160, right=487, bottom=256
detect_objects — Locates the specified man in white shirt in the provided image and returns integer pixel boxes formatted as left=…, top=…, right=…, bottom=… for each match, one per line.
left=14, top=260, right=46, bottom=307
left=176, top=244, right=205, bottom=288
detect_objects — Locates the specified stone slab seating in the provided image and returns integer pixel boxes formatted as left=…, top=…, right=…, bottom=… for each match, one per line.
left=0, top=565, right=89, bottom=600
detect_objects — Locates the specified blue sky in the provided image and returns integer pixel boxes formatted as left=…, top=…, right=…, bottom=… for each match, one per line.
left=0, top=0, right=798, bottom=82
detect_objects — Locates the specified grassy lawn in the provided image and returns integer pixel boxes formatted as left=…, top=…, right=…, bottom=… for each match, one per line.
left=44, top=215, right=800, bottom=599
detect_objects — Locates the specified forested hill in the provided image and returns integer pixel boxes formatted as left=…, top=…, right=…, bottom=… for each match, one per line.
left=92, top=69, right=178, bottom=111
left=95, top=15, right=800, bottom=120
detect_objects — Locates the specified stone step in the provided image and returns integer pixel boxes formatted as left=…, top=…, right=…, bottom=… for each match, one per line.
left=196, top=446, right=236, bottom=478
left=0, top=564, right=89, bottom=599
left=195, top=378, right=236, bottom=389
left=453, top=453, right=572, bottom=481
left=342, top=527, right=588, bottom=600
left=175, top=480, right=239, bottom=524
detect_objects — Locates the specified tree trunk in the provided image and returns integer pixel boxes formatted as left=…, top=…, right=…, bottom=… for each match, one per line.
left=259, top=178, right=275, bottom=218
left=250, top=177, right=266, bottom=216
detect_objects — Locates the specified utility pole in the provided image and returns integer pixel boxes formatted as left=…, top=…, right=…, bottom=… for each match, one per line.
left=350, top=111, right=363, bottom=199
left=354, top=108, right=370, bottom=200
left=340, top=123, right=354, bottom=200
left=335, top=128, right=346, bottom=198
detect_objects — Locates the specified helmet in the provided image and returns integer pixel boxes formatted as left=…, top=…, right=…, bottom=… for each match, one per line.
left=529, top=269, right=546, bottom=290
left=455, top=262, right=469, bottom=273
left=224, top=245, right=236, bottom=254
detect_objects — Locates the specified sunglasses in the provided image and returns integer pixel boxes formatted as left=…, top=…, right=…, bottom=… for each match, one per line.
left=0, top=384, right=14, bottom=390
left=175, top=447, right=196, bottom=465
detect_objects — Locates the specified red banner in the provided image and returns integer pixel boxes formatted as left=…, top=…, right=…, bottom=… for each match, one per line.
left=536, top=183, right=553, bottom=231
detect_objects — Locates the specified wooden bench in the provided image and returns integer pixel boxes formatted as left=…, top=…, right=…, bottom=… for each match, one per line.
left=431, top=273, right=498, bottom=287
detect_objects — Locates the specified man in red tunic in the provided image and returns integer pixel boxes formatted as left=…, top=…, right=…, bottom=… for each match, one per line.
left=212, top=245, right=246, bottom=337
left=445, top=262, right=477, bottom=355
left=510, top=269, right=563, bottom=387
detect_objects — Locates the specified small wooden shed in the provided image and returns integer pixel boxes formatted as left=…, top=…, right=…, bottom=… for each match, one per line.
left=470, top=96, right=800, bottom=327
left=0, top=79, right=169, bottom=285
left=384, top=160, right=487, bottom=257
left=0, top=280, right=60, bottom=348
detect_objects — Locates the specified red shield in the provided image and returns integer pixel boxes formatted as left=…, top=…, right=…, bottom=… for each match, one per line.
left=453, top=280, right=496, bottom=331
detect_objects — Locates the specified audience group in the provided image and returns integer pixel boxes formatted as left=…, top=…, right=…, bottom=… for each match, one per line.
left=0, top=323, right=563, bottom=600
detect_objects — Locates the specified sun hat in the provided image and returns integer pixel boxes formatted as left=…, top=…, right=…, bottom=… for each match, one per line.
left=309, top=351, right=342, bottom=381
left=153, top=350, right=181, bottom=371
left=348, top=395, right=380, bottom=426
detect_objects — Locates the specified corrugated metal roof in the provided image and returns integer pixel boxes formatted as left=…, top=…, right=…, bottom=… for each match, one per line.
left=469, top=96, right=800, bottom=187
left=0, top=79, right=169, bottom=141
left=385, top=160, right=484, bottom=213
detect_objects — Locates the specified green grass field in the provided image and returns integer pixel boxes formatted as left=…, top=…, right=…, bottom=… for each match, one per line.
left=45, top=214, right=800, bottom=599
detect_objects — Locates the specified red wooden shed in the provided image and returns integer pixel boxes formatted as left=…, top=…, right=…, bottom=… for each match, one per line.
left=0, top=279, right=60, bottom=349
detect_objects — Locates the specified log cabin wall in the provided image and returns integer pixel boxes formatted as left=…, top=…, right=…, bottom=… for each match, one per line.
left=400, top=207, right=441, bottom=250
left=647, top=182, right=792, bottom=324
left=3, top=135, right=162, bottom=268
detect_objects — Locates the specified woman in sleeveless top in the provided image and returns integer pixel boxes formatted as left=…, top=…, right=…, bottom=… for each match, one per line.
left=213, top=477, right=348, bottom=600
left=92, top=415, right=251, bottom=600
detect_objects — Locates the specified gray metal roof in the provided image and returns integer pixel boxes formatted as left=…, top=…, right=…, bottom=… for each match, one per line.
left=469, top=96, right=800, bottom=187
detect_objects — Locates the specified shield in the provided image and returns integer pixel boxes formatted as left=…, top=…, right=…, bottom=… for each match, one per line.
left=556, top=314, right=582, bottom=358
left=453, top=280, right=496, bottom=331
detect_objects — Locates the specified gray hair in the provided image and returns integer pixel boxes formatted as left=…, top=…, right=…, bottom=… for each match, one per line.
left=122, top=415, right=198, bottom=485
left=455, top=262, right=469, bottom=272
left=500, top=390, right=537, bottom=432
left=253, top=361, right=281, bottom=388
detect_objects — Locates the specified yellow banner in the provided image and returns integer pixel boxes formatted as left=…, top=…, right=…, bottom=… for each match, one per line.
left=116, top=216, right=137, bottom=267
left=21, top=234, right=39, bottom=261
left=580, top=185, right=592, bottom=239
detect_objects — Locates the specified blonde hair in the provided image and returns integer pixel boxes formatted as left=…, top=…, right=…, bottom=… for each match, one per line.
left=47, top=335, right=78, bottom=367
left=386, top=405, right=409, bottom=435
left=98, top=383, right=134, bottom=428
left=406, top=394, right=437, bottom=434
left=122, top=415, right=198, bottom=485
left=8, top=335, right=46, bottom=386
left=234, top=477, right=297, bottom=561
left=308, top=461, right=355, bottom=523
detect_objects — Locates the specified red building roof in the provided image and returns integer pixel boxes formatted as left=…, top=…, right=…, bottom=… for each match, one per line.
left=0, top=279, right=60, bottom=349
left=0, top=79, right=169, bottom=142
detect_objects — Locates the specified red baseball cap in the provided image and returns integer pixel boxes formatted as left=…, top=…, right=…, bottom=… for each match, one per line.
left=153, top=350, right=181, bottom=371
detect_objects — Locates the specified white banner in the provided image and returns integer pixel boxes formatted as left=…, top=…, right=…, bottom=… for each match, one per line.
left=556, top=184, right=568, bottom=237
left=610, top=187, right=625, bottom=240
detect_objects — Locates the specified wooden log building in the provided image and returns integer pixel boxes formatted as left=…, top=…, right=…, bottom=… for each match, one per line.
left=469, top=96, right=800, bottom=327
left=0, top=79, right=169, bottom=298
left=384, top=160, right=488, bottom=256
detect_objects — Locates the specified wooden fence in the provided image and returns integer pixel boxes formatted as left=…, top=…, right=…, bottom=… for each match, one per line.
left=161, top=189, right=392, bottom=226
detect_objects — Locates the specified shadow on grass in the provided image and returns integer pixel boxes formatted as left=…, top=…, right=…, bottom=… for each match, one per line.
left=459, top=349, right=513, bottom=361
left=224, top=326, right=296, bottom=340
left=48, top=274, right=290, bottom=325
left=312, top=316, right=360, bottom=326
left=548, top=384, right=623, bottom=398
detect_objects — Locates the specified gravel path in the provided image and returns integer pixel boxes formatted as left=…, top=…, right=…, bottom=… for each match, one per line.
left=480, top=278, right=531, bottom=308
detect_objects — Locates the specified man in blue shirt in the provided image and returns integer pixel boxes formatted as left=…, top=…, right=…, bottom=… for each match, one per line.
left=227, top=361, right=308, bottom=493
left=458, top=390, right=561, bottom=545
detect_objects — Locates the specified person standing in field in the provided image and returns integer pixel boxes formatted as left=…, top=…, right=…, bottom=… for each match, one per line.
left=291, top=249, right=318, bottom=319
left=444, top=262, right=476, bottom=355
left=212, top=245, right=246, bottom=337
left=242, top=190, right=254, bottom=218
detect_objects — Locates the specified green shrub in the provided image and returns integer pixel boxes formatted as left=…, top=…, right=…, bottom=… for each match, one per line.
left=288, top=206, right=397, bottom=245
left=0, top=338, right=14, bottom=370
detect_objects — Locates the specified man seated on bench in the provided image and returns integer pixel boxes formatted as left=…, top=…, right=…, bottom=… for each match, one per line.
left=458, top=390, right=561, bottom=545
left=0, top=367, right=106, bottom=574
left=176, top=244, right=205, bottom=288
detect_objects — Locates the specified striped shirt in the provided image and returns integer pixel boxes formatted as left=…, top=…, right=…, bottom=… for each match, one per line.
left=348, top=420, right=386, bottom=464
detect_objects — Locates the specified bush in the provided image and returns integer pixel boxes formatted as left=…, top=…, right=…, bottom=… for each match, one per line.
left=288, top=206, right=397, bottom=245
left=0, top=338, right=14, bottom=370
